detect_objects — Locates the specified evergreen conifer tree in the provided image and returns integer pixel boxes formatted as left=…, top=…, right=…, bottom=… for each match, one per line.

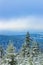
left=21, top=32, right=31, bottom=57
left=5, top=40, right=17, bottom=65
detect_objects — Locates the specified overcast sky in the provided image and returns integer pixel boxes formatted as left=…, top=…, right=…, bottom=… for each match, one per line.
left=0, top=0, right=43, bottom=34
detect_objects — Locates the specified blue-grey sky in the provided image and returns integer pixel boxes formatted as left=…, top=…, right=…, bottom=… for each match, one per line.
left=0, top=0, right=43, bottom=34
left=0, top=0, right=43, bottom=18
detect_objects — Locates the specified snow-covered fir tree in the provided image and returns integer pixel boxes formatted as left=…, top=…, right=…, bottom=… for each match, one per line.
left=2, top=40, right=17, bottom=65
left=21, top=32, right=32, bottom=57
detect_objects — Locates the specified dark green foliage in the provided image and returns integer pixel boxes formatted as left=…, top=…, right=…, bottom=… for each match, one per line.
left=0, top=45, right=4, bottom=58
left=25, top=32, right=32, bottom=48
left=26, top=32, right=30, bottom=43
left=21, top=32, right=31, bottom=57
left=9, top=56, right=17, bottom=65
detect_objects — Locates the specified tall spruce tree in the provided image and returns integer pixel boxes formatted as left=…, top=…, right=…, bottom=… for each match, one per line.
left=21, top=32, right=31, bottom=57
left=5, top=40, right=17, bottom=65
left=25, top=32, right=31, bottom=47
